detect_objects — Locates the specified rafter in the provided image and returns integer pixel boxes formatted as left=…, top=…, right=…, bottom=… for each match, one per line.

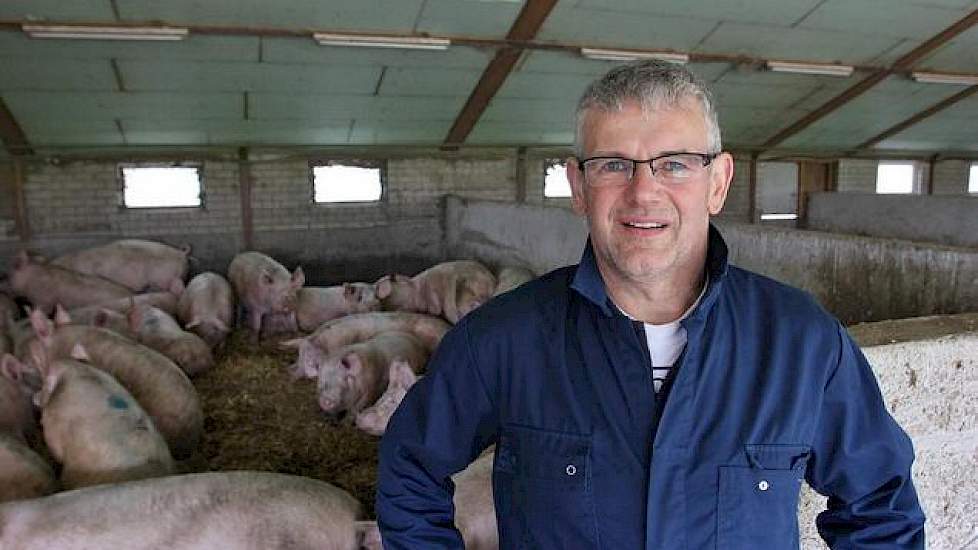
left=442, top=0, right=559, bottom=147
left=760, top=8, right=978, bottom=150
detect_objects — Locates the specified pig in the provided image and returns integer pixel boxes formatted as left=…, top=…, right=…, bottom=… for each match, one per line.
left=7, top=251, right=132, bottom=313
left=294, top=283, right=382, bottom=333
left=176, top=271, right=234, bottom=350
left=0, top=434, right=56, bottom=503
left=0, top=471, right=374, bottom=550
left=87, top=278, right=185, bottom=317
left=127, top=304, right=214, bottom=377
left=282, top=312, right=450, bottom=381
left=317, top=332, right=428, bottom=420
left=493, top=265, right=535, bottom=296
left=355, top=358, right=420, bottom=436
left=25, top=309, right=203, bottom=458
left=64, top=306, right=135, bottom=338
left=374, top=260, right=496, bottom=324
left=0, top=354, right=39, bottom=443
left=31, top=347, right=174, bottom=490
left=228, top=251, right=304, bottom=338
left=357, top=451, right=496, bottom=550
left=50, top=239, right=190, bottom=292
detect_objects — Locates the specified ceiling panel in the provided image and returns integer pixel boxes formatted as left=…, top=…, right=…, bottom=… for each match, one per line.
left=538, top=4, right=720, bottom=51
left=0, top=33, right=260, bottom=62
left=376, top=67, right=482, bottom=97
left=24, top=119, right=123, bottom=146
left=795, top=0, right=972, bottom=39
left=912, top=28, right=978, bottom=72
left=115, top=0, right=425, bottom=32
left=118, top=60, right=382, bottom=94
left=574, top=0, right=823, bottom=26
left=250, top=93, right=466, bottom=122
left=415, top=0, right=523, bottom=36
left=480, top=97, right=578, bottom=124
left=699, top=22, right=909, bottom=64
left=875, top=93, right=978, bottom=149
left=349, top=119, right=452, bottom=144
left=120, top=118, right=354, bottom=145
left=0, top=0, right=114, bottom=20
left=0, top=58, right=116, bottom=91
left=467, top=120, right=574, bottom=145
left=495, top=71, right=594, bottom=100
left=3, top=91, right=243, bottom=122
left=260, top=37, right=492, bottom=70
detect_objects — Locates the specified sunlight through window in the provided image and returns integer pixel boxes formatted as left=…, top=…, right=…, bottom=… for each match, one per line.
left=122, top=166, right=202, bottom=208
left=544, top=161, right=570, bottom=198
left=313, top=164, right=382, bottom=203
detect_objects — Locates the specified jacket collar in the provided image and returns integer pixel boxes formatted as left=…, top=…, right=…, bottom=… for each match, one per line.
left=570, top=223, right=730, bottom=319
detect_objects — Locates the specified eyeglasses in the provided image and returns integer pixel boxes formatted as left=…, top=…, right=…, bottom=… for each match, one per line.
left=576, top=152, right=719, bottom=187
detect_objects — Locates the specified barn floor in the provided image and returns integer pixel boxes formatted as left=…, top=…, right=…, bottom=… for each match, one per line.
left=175, top=330, right=381, bottom=518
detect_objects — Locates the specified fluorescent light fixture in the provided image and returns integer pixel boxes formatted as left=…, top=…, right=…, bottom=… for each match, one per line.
left=766, top=60, right=853, bottom=77
left=760, top=213, right=799, bottom=221
left=22, top=24, right=188, bottom=41
left=313, top=32, right=450, bottom=50
left=911, top=71, right=978, bottom=86
left=580, top=47, right=689, bottom=64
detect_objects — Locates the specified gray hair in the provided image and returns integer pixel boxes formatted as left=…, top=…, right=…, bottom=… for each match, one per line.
left=574, top=60, right=722, bottom=156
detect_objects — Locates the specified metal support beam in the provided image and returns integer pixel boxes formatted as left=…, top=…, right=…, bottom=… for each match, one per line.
left=747, top=153, right=759, bottom=224
left=443, top=0, right=559, bottom=147
left=237, top=147, right=254, bottom=251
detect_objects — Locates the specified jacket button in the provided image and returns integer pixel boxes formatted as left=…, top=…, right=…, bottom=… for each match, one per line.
left=565, top=464, right=577, bottom=476
left=758, top=480, right=770, bottom=491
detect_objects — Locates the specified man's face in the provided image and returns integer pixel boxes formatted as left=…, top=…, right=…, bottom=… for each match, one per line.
left=567, top=99, right=733, bottom=287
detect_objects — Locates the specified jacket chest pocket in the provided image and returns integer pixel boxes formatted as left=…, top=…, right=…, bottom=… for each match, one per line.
left=493, top=424, right=598, bottom=548
left=717, top=444, right=810, bottom=550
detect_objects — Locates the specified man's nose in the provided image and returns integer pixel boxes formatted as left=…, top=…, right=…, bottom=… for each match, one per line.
left=629, top=161, right=665, bottom=195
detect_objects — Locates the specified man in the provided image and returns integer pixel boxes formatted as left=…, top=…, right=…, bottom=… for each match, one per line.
left=377, top=61, right=925, bottom=549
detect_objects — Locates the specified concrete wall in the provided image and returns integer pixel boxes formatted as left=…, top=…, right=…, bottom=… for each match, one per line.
left=836, top=158, right=975, bottom=196
left=800, top=315, right=978, bottom=550
left=806, top=192, right=978, bottom=249
left=445, top=198, right=978, bottom=325
left=0, top=154, right=518, bottom=284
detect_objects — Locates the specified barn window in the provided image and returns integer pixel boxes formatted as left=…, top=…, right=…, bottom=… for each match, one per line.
left=970, top=163, right=977, bottom=194
left=544, top=160, right=571, bottom=198
left=120, top=164, right=202, bottom=208
left=876, top=162, right=915, bottom=194
left=312, top=162, right=383, bottom=203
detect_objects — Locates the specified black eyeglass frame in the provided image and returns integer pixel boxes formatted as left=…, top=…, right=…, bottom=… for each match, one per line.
left=575, top=151, right=719, bottom=176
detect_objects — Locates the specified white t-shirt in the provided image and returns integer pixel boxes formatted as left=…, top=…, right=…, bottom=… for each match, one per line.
left=617, top=276, right=708, bottom=393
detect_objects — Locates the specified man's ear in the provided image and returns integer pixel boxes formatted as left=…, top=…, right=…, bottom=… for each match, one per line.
left=707, top=152, right=734, bottom=216
left=567, top=157, right=587, bottom=216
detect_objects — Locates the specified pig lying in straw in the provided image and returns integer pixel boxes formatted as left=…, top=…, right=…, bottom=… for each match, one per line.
left=283, top=311, right=449, bottom=380
left=25, top=307, right=203, bottom=458
left=0, top=471, right=375, bottom=550
left=374, top=260, right=496, bottom=324
left=228, top=251, right=304, bottom=339
left=51, top=239, right=190, bottom=293
left=294, top=283, right=382, bottom=333
left=26, top=348, right=174, bottom=489
left=128, top=304, right=214, bottom=377
left=177, top=271, right=234, bottom=350
left=355, top=358, right=420, bottom=436
left=8, top=251, right=131, bottom=314
left=317, top=332, right=428, bottom=421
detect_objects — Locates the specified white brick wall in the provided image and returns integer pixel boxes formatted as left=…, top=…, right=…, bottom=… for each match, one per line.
left=932, top=160, right=971, bottom=195
left=837, top=159, right=879, bottom=193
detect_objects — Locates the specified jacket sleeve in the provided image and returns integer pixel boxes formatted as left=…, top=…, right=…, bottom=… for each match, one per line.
left=376, top=320, right=498, bottom=549
left=805, top=324, right=926, bottom=549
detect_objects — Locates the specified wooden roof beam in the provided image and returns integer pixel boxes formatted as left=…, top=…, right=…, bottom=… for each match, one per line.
left=761, top=7, right=978, bottom=150
left=442, top=0, right=559, bottom=147
left=0, top=97, right=32, bottom=156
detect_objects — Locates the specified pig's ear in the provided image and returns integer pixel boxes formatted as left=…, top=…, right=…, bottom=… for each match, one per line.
left=291, top=266, right=305, bottom=288
left=375, top=277, right=392, bottom=300
left=29, top=308, right=53, bottom=342
left=70, top=343, right=91, bottom=362
left=54, top=304, right=72, bottom=326
left=169, top=278, right=185, bottom=296
left=355, top=521, right=383, bottom=550
left=1, top=353, right=24, bottom=382
left=14, top=250, right=30, bottom=269
left=278, top=337, right=305, bottom=350
left=179, top=243, right=192, bottom=256
left=389, top=359, right=418, bottom=387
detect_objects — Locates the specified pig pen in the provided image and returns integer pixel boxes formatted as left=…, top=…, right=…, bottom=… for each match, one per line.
left=176, top=331, right=382, bottom=517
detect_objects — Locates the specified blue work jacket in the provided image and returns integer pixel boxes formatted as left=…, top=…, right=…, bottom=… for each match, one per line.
left=377, top=225, right=925, bottom=549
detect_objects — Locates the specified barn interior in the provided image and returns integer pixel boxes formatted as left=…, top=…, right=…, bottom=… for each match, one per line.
left=0, top=2, right=976, bottom=549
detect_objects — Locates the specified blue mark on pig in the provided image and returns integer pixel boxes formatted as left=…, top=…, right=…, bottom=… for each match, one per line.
left=107, top=395, right=129, bottom=410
